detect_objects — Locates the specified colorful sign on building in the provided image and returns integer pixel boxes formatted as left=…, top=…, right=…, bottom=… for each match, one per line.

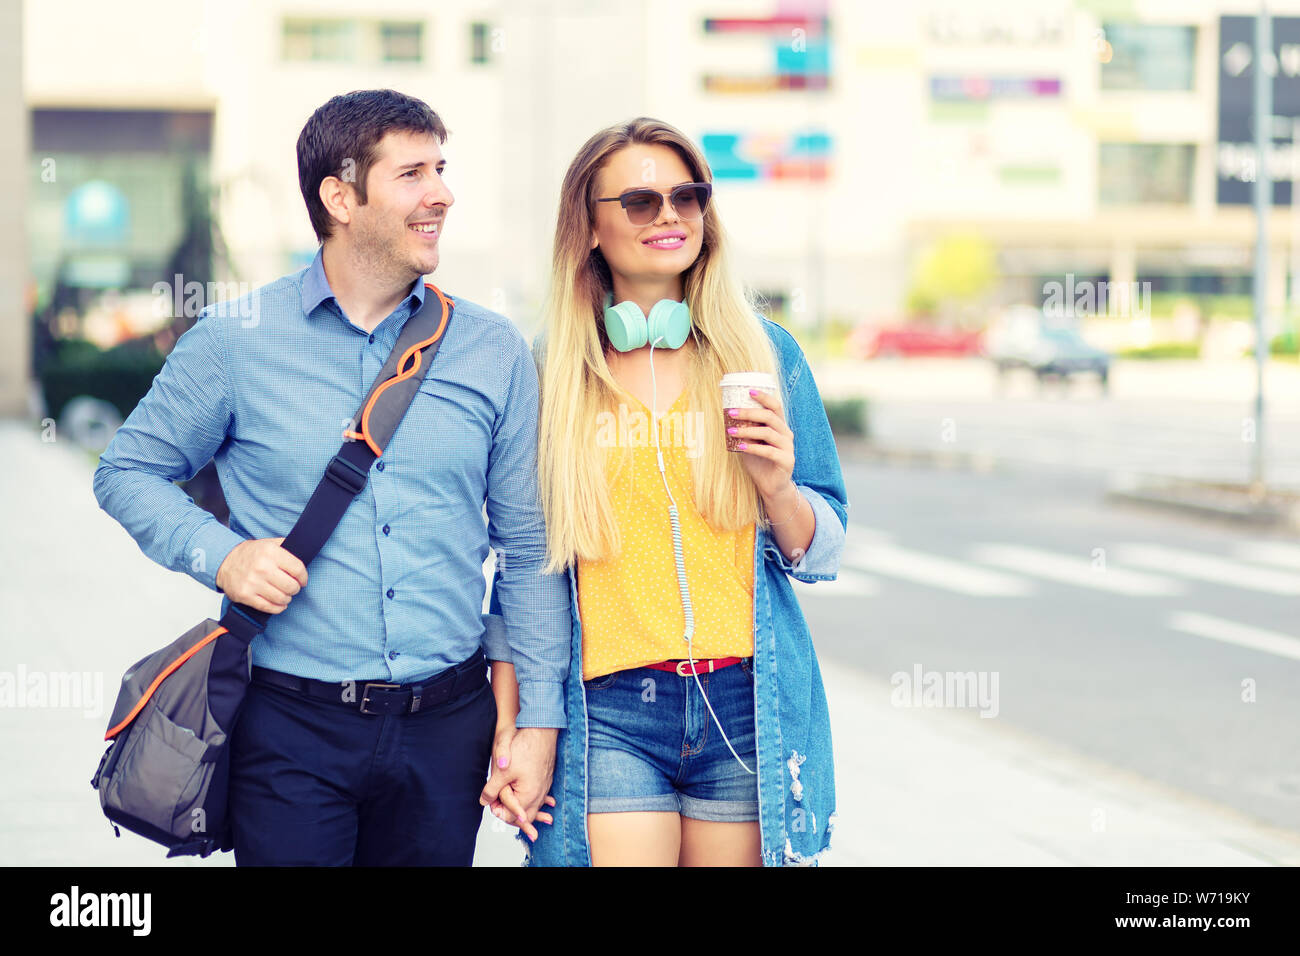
left=701, top=0, right=831, bottom=93
left=702, top=130, right=831, bottom=180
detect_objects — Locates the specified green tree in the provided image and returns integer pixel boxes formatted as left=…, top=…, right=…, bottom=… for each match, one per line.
left=905, top=233, right=997, bottom=322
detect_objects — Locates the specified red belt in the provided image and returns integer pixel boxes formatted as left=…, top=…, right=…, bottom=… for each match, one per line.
left=644, top=657, right=746, bottom=677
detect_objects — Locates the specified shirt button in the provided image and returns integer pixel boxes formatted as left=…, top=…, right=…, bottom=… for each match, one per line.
left=386, top=588, right=395, bottom=599
left=368, top=334, right=375, bottom=343
left=382, top=524, right=390, bottom=535
left=375, top=460, right=385, bottom=472
left=388, top=650, right=399, bottom=660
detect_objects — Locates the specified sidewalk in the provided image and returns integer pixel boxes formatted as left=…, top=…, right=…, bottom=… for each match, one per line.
left=2, top=417, right=1297, bottom=866
left=822, top=666, right=1300, bottom=866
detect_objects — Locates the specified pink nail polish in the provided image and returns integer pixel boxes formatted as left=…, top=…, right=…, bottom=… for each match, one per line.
left=737, top=442, right=748, bottom=450
left=726, top=426, right=738, bottom=435
left=497, top=756, right=507, bottom=768
left=749, top=388, right=757, bottom=396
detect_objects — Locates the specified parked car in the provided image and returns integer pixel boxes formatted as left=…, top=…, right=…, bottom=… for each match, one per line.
left=849, top=323, right=985, bottom=359
left=986, top=308, right=1110, bottom=391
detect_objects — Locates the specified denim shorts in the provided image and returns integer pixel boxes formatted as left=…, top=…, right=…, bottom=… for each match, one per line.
left=583, top=658, right=760, bottom=822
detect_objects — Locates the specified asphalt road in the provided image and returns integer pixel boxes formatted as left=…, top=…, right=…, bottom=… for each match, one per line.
left=813, top=356, right=1300, bottom=488
left=794, top=453, right=1300, bottom=834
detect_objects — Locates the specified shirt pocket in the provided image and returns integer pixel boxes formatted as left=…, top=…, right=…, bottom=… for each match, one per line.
left=396, top=377, right=493, bottom=485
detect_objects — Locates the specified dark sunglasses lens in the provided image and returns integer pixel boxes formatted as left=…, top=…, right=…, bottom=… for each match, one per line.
left=672, top=185, right=708, bottom=219
left=623, top=193, right=661, bottom=225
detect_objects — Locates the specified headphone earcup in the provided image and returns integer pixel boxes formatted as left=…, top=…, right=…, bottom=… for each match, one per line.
left=604, top=299, right=648, bottom=352
left=646, top=300, right=692, bottom=349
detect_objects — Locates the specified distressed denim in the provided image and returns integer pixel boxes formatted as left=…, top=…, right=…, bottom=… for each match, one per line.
left=483, top=317, right=849, bottom=866
left=584, top=661, right=760, bottom=821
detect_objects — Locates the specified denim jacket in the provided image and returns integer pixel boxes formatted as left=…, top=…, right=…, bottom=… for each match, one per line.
left=482, top=318, right=850, bottom=866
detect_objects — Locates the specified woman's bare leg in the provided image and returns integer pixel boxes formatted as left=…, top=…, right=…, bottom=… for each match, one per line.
left=677, top=818, right=762, bottom=867
left=588, top=811, right=681, bottom=866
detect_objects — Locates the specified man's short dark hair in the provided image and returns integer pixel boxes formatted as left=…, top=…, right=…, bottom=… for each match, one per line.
left=297, top=89, right=448, bottom=243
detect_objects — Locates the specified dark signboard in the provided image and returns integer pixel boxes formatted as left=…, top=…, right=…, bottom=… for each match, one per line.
left=1218, top=15, right=1300, bottom=204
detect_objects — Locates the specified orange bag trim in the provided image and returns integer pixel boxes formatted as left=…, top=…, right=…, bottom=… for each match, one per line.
left=353, top=283, right=451, bottom=457
left=104, top=625, right=228, bottom=741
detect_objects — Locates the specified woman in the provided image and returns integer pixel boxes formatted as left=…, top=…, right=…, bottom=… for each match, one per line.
left=482, top=117, right=848, bottom=866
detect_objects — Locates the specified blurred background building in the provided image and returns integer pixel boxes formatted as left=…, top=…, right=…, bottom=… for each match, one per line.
left=11, top=0, right=1300, bottom=420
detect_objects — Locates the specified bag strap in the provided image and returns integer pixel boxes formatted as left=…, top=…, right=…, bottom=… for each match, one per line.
left=217, top=283, right=454, bottom=642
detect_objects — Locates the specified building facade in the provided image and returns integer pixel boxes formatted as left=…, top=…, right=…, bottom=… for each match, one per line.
left=22, top=0, right=1300, bottom=347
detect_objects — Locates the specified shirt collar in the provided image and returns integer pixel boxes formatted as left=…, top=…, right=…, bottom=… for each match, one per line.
left=301, top=247, right=428, bottom=322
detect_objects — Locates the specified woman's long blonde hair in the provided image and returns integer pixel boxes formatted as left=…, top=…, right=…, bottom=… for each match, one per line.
left=537, top=117, right=780, bottom=574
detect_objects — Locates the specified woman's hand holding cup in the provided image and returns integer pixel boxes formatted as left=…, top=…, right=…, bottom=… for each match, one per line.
left=720, top=372, right=795, bottom=500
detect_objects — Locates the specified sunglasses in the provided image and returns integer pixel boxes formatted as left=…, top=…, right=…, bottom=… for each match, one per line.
left=595, top=182, right=712, bottom=226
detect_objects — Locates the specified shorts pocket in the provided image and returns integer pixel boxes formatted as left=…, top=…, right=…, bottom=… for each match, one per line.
left=583, top=670, right=620, bottom=690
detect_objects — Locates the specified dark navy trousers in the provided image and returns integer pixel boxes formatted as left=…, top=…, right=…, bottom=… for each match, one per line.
left=227, top=656, right=495, bottom=866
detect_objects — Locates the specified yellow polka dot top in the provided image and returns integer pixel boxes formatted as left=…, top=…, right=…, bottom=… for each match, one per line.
left=577, top=389, right=756, bottom=681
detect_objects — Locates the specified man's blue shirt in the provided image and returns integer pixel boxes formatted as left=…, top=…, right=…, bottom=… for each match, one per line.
left=93, top=250, right=569, bottom=727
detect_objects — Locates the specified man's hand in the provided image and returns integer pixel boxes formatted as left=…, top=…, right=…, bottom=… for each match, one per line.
left=480, top=726, right=558, bottom=841
left=215, top=537, right=308, bottom=614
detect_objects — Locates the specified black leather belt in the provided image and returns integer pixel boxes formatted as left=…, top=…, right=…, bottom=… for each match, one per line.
left=251, top=649, right=486, bottom=716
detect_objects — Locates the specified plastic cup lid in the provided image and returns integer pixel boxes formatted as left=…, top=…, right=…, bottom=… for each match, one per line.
left=720, top=372, right=778, bottom=390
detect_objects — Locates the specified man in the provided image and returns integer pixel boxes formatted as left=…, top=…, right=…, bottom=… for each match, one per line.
left=93, top=89, right=568, bottom=865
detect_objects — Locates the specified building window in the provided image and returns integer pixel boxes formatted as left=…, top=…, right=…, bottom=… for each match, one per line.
left=1100, top=24, right=1196, bottom=91
left=282, top=19, right=357, bottom=63
left=471, top=22, right=494, bottom=65
left=1099, top=143, right=1195, bottom=204
left=282, top=19, right=424, bottom=65
left=380, top=21, right=423, bottom=63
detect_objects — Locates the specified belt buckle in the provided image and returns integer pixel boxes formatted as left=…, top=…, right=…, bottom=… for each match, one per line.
left=360, top=682, right=400, bottom=715
left=675, top=659, right=713, bottom=677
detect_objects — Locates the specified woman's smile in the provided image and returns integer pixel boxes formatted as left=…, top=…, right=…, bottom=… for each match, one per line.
left=642, top=230, right=686, bottom=250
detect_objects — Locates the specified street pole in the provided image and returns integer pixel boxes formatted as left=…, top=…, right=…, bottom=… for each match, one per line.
left=1291, top=118, right=1299, bottom=316
left=1291, top=116, right=1300, bottom=354
left=0, top=0, right=29, bottom=416
left=1252, top=6, right=1271, bottom=492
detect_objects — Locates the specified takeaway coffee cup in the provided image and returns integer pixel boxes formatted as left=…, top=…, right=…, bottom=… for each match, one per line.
left=720, top=372, right=778, bottom=452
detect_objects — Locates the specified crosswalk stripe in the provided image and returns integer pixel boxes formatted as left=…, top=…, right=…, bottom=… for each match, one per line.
left=1168, top=611, right=1300, bottom=662
left=1233, top=542, right=1300, bottom=572
left=791, top=569, right=880, bottom=597
left=1114, top=544, right=1300, bottom=595
left=843, top=540, right=1033, bottom=596
left=969, top=544, right=1185, bottom=595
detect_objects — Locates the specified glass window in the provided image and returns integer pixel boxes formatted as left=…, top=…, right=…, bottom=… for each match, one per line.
left=1101, top=24, right=1196, bottom=91
left=282, top=19, right=357, bottom=63
left=1099, top=143, right=1195, bottom=204
left=380, top=21, right=423, bottom=63
left=29, top=110, right=215, bottom=301
left=471, top=22, right=492, bottom=65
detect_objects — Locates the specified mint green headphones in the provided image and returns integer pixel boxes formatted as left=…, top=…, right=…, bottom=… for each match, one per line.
left=603, top=292, right=692, bottom=352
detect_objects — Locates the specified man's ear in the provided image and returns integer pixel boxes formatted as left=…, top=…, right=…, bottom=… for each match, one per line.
left=319, top=176, right=352, bottom=230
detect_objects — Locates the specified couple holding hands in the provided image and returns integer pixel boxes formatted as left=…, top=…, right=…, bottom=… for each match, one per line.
left=94, top=88, right=848, bottom=867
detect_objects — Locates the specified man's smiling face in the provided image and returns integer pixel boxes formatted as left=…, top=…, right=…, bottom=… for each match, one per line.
left=347, top=129, right=454, bottom=282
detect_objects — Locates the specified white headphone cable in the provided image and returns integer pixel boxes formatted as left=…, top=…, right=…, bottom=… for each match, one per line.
left=648, top=336, right=755, bottom=776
